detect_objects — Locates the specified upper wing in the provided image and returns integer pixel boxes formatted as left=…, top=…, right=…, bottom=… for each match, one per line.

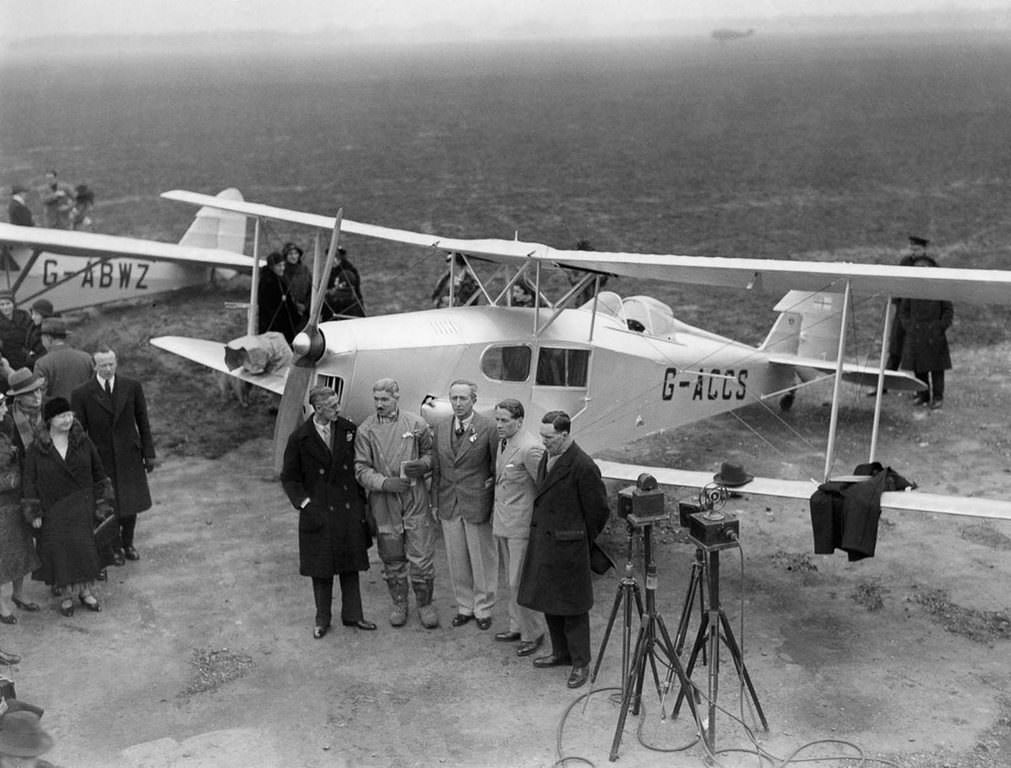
left=150, top=336, right=288, bottom=395
left=0, top=223, right=255, bottom=271
left=596, top=460, right=1011, bottom=521
left=161, top=189, right=1011, bottom=305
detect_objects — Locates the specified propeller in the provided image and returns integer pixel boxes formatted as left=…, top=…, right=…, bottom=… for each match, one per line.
left=272, top=209, right=343, bottom=474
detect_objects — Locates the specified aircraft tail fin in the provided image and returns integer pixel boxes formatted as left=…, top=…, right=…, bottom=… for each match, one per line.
left=760, top=290, right=844, bottom=360
left=178, top=188, right=247, bottom=254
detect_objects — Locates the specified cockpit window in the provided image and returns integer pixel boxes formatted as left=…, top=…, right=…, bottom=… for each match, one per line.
left=481, top=345, right=532, bottom=382
left=536, top=348, right=589, bottom=387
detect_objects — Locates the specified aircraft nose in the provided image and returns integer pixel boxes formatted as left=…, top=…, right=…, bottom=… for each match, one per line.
left=292, top=330, right=312, bottom=357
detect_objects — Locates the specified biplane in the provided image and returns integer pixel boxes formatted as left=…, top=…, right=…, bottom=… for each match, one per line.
left=0, top=189, right=254, bottom=313
left=150, top=190, right=1011, bottom=522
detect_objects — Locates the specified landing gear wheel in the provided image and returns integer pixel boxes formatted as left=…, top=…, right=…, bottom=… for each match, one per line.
left=780, top=391, right=796, bottom=411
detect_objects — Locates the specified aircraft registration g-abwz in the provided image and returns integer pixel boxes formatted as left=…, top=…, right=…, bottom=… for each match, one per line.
left=0, top=189, right=254, bottom=312
left=150, top=190, right=1011, bottom=523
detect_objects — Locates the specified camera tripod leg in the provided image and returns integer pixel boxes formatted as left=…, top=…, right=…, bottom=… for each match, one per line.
left=669, top=610, right=710, bottom=720
left=591, top=580, right=643, bottom=686
left=674, top=552, right=706, bottom=656
left=717, top=610, right=768, bottom=730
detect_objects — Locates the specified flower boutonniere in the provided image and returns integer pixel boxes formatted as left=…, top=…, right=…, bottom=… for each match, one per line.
left=468, top=432, right=477, bottom=443
left=402, top=431, right=414, bottom=440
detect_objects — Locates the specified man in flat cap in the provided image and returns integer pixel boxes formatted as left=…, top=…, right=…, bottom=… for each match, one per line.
left=7, top=185, right=33, bottom=227
left=35, top=318, right=93, bottom=402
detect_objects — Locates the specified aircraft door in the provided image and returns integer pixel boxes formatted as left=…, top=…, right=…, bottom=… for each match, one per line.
left=530, top=345, right=591, bottom=419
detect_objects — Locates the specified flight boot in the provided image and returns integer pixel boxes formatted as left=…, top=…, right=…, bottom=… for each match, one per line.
left=413, top=579, right=440, bottom=629
left=387, top=578, right=409, bottom=627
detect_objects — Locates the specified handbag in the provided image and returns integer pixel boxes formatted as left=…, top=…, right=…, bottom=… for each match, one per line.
left=94, top=514, right=123, bottom=568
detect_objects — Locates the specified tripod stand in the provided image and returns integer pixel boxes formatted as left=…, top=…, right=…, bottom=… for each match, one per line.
left=590, top=521, right=643, bottom=689
left=608, top=520, right=700, bottom=762
left=669, top=539, right=768, bottom=749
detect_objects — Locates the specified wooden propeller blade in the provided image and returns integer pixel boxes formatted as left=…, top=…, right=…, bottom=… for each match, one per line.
left=273, top=364, right=314, bottom=475
left=306, top=208, right=343, bottom=331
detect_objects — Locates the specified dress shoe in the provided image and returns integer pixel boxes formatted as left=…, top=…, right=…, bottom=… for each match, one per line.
left=450, top=613, right=473, bottom=627
left=12, top=597, right=40, bottom=612
left=495, top=630, right=521, bottom=642
left=79, top=594, right=101, bottom=612
left=342, top=619, right=377, bottom=631
left=532, top=653, right=571, bottom=668
left=313, top=625, right=329, bottom=639
left=112, top=550, right=126, bottom=567
left=59, top=599, right=74, bottom=617
left=0, top=647, right=20, bottom=665
left=0, top=613, right=16, bottom=625
left=567, top=665, right=589, bottom=689
left=97, top=569, right=108, bottom=581
left=124, top=546, right=140, bottom=561
left=516, top=635, right=544, bottom=657
left=475, top=617, right=492, bottom=631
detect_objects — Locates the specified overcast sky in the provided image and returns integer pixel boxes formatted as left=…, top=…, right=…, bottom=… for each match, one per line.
left=2, top=0, right=1000, bottom=41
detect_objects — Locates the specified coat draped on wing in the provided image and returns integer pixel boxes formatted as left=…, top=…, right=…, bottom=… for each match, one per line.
left=517, top=442, right=610, bottom=616
left=430, top=412, right=497, bottom=524
left=23, top=428, right=107, bottom=587
left=71, top=376, right=154, bottom=518
left=281, top=416, right=370, bottom=577
left=899, top=297, right=953, bottom=372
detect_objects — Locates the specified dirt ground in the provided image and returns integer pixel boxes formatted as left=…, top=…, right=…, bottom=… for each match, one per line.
left=3, top=297, right=1010, bottom=768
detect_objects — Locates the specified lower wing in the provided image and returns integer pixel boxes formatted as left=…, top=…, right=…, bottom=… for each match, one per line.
left=151, top=336, right=288, bottom=396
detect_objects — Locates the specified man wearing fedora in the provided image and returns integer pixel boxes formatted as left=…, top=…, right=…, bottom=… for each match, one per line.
left=0, top=709, right=58, bottom=766
left=71, top=346, right=155, bottom=564
left=34, top=319, right=93, bottom=403
left=517, top=410, right=610, bottom=690
left=7, top=185, right=34, bottom=227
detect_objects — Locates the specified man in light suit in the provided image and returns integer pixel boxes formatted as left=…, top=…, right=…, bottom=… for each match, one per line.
left=491, top=399, right=546, bottom=657
left=430, top=380, right=498, bottom=630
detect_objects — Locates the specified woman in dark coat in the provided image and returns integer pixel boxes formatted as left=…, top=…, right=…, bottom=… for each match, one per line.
left=23, top=397, right=112, bottom=617
left=257, top=251, right=300, bottom=343
left=899, top=254, right=953, bottom=409
left=0, top=395, right=41, bottom=622
left=280, top=385, right=374, bottom=637
left=0, top=291, right=35, bottom=373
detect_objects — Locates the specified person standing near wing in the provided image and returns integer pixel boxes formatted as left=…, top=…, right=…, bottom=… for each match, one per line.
left=899, top=252, right=953, bottom=410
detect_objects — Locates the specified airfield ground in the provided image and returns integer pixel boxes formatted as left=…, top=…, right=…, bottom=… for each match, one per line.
left=4, top=288, right=1010, bottom=768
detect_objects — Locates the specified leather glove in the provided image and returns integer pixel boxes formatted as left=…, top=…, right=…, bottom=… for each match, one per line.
left=401, top=460, right=428, bottom=479
left=144, top=457, right=158, bottom=473
left=381, top=477, right=411, bottom=494
left=95, top=500, right=114, bottom=522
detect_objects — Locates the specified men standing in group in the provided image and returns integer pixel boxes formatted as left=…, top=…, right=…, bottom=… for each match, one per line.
left=7, top=184, right=33, bottom=226
left=281, top=386, right=375, bottom=638
left=354, top=378, right=438, bottom=628
left=491, top=399, right=546, bottom=656
left=34, top=319, right=93, bottom=402
left=518, top=410, right=610, bottom=690
left=431, top=380, right=498, bottom=630
left=71, top=346, right=155, bottom=564
left=41, top=170, right=74, bottom=229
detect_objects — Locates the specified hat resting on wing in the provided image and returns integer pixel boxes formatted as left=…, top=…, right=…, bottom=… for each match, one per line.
left=713, top=461, right=753, bottom=488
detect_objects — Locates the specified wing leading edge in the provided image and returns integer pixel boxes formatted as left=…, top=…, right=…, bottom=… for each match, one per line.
left=596, top=461, right=1011, bottom=522
left=162, top=189, right=1011, bottom=306
left=150, top=336, right=288, bottom=396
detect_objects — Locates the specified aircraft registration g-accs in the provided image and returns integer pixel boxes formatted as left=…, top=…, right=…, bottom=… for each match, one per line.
left=5, top=189, right=1011, bottom=522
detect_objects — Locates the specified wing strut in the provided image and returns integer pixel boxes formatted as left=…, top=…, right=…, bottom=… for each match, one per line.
left=868, top=299, right=895, bottom=462
left=247, top=218, right=263, bottom=336
left=822, top=280, right=852, bottom=481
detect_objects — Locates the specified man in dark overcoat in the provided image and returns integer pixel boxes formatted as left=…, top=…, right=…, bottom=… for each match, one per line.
left=281, top=385, right=375, bottom=638
left=899, top=254, right=953, bottom=409
left=517, top=410, right=610, bottom=689
left=70, top=346, right=155, bottom=564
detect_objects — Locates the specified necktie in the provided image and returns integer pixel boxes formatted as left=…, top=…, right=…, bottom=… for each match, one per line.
left=499, top=438, right=507, bottom=453
left=454, top=421, right=465, bottom=437
left=104, top=379, right=112, bottom=398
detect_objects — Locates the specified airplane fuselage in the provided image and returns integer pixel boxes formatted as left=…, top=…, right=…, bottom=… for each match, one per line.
left=309, top=305, right=794, bottom=454
left=4, top=247, right=216, bottom=312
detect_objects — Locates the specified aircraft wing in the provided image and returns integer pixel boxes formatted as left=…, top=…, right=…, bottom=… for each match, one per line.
left=161, top=190, right=1011, bottom=306
left=0, top=223, right=255, bottom=270
left=767, top=354, right=925, bottom=391
left=150, top=336, right=288, bottom=396
left=596, top=461, right=1011, bottom=522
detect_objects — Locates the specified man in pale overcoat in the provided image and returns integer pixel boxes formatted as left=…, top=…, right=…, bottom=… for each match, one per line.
left=281, top=386, right=375, bottom=638
left=492, top=399, right=546, bottom=657
left=431, top=380, right=498, bottom=630
left=354, top=378, right=437, bottom=628
left=517, top=410, right=610, bottom=689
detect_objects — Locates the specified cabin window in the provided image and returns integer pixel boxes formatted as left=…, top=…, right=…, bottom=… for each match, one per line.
left=315, top=374, right=344, bottom=404
left=536, top=348, right=589, bottom=387
left=481, top=345, right=532, bottom=382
